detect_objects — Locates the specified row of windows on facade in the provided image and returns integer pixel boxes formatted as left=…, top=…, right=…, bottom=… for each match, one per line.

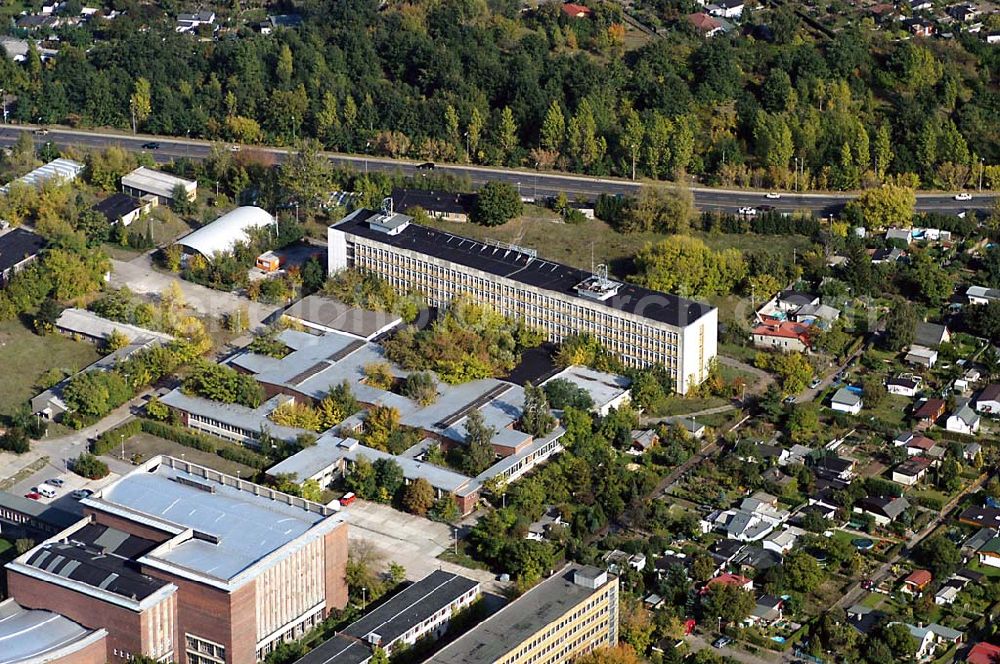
left=399, top=589, right=479, bottom=644
left=505, top=590, right=611, bottom=663
left=255, top=611, right=324, bottom=661
left=354, top=246, right=682, bottom=339
left=502, top=615, right=611, bottom=664
left=360, top=260, right=680, bottom=365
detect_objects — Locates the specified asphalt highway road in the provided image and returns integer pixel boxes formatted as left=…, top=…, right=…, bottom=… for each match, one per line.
left=3, top=125, right=994, bottom=215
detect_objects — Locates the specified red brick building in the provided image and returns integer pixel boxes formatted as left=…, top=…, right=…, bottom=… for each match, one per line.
left=5, top=455, right=348, bottom=664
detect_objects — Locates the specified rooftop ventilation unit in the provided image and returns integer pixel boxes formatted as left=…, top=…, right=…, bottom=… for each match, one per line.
left=574, top=264, right=621, bottom=301
left=174, top=476, right=217, bottom=494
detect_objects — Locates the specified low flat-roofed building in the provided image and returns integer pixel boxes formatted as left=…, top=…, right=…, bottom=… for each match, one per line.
left=340, top=570, right=479, bottom=655
left=426, top=565, right=618, bottom=664
left=159, top=388, right=308, bottom=447
left=541, top=365, right=631, bottom=416
left=0, top=490, right=81, bottom=540
left=92, top=192, right=155, bottom=226
left=1, top=158, right=83, bottom=194
left=0, top=598, right=108, bottom=664
left=54, top=308, right=173, bottom=345
left=121, top=167, right=196, bottom=203
left=0, top=228, right=45, bottom=284
left=391, top=188, right=477, bottom=223
left=292, top=635, right=370, bottom=664
left=281, top=294, right=402, bottom=340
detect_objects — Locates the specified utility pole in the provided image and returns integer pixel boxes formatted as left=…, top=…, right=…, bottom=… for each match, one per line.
left=130, top=100, right=136, bottom=135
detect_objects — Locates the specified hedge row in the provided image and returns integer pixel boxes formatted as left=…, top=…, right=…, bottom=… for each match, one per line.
left=139, top=420, right=269, bottom=469
left=90, top=419, right=269, bottom=470
left=92, top=421, right=143, bottom=456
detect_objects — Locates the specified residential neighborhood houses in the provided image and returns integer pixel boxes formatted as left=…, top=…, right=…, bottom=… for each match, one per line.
left=2, top=39, right=1000, bottom=663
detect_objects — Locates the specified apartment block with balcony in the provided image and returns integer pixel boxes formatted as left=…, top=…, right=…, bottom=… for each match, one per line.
left=328, top=207, right=717, bottom=394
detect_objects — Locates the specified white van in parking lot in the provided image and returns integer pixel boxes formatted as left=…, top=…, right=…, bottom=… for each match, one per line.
left=37, top=485, right=57, bottom=498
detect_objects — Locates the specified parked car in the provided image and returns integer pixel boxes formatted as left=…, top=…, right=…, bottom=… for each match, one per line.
left=809, top=377, right=822, bottom=389
left=45, top=478, right=65, bottom=487
left=141, top=141, right=160, bottom=150
left=783, top=395, right=796, bottom=404
left=24, top=491, right=41, bottom=500
left=229, top=144, right=241, bottom=152
left=340, top=491, right=356, bottom=507
left=37, top=485, right=57, bottom=498
left=72, top=489, right=94, bottom=500
left=954, top=192, right=973, bottom=201
left=765, top=192, right=782, bottom=199
left=713, top=637, right=732, bottom=649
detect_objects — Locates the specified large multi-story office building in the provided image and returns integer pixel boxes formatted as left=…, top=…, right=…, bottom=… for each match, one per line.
left=328, top=205, right=717, bottom=393
left=4, top=456, right=349, bottom=664
left=426, top=564, right=618, bottom=664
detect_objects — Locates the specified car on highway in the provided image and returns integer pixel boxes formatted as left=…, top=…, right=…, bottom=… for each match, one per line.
left=765, top=192, right=782, bottom=199
left=738, top=206, right=756, bottom=216
left=33, top=128, right=49, bottom=135
left=713, top=637, right=732, bottom=649
left=72, top=488, right=94, bottom=500
left=954, top=192, right=973, bottom=201
left=141, top=141, right=160, bottom=150
left=416, top=162, right=435, bottom=170
left=45, top=478, right=65, bottom=487
left=24, top=491, right=41, bottom=500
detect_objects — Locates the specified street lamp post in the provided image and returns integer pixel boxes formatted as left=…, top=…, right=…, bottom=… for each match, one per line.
left=120, top=434, right=125, bottom=461
left=794, top=157, right=799, bottom=192
left=980, top=157, right=985, bottom=192
left=362, top=587, right=367, bottom=610
left=464, top=131, right=470, bottom=162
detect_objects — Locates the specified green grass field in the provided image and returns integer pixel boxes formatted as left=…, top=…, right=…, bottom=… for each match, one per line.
left=110, top=432, right=258, bottom=478
left=424, top=216, right=814, bottom=280
left=0, top=320, right=100, bottom=419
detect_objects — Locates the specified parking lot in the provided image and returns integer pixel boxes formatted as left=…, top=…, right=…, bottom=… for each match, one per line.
left=339, top=500, right=502, bottom=591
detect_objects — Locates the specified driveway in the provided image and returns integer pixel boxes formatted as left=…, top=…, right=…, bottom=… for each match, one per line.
left=339, top=500, right=504, bottom=592
left=110, top=257, right=281, bottom=332
left=687, top=632, right=792, bottom=664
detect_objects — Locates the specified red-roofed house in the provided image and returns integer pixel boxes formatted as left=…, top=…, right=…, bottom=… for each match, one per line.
left=967, top=641, right=1000, bottom=664
left=703, top=573, right=754, bottom=594
left=687, top=12, right=724, bottom=36
left=561, top=3, right=592, bottom=18
left=752, top=319, right=812, bottom=353
left=901, top=569, right=933, bottom=594
left=913, top=398, right=946, bottom=428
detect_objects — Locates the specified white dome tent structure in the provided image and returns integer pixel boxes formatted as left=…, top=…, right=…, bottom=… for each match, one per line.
left=174, top=206, right=275, bottom=258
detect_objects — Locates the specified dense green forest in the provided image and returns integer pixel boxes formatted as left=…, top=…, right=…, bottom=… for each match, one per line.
left=5, top=0, right=1000, bottom=190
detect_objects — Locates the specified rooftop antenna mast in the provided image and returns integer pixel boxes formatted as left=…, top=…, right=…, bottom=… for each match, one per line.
left=379, top=197, right=394, bottom=216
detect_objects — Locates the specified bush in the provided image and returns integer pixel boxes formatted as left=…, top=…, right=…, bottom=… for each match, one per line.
left=72, top=452, right=110, bottom=479
left=139, top=420, right=268, bottom=469
left=92, top=420, right=142, bottom=455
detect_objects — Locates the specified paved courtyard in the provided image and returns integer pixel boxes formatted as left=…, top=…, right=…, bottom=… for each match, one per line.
left=339, top=500, right=503, bottom=592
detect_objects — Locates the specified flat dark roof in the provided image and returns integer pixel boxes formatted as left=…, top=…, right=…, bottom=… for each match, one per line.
left=0, top=490, right=80, bottom=530
left=392, top=188, right=476, bottom=215
left=0, top=228, right=45, bottom=274
left=294, top=635, right=371, bottom=664
left=24, top=525, right=168, bottom=601
left=343, top=570, right=479, bottom=645
left=426, top=565, right=608, bottom=664
left=335, top=211, right=714, bottom=328
left=93, top=193, right=141, bottom=223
